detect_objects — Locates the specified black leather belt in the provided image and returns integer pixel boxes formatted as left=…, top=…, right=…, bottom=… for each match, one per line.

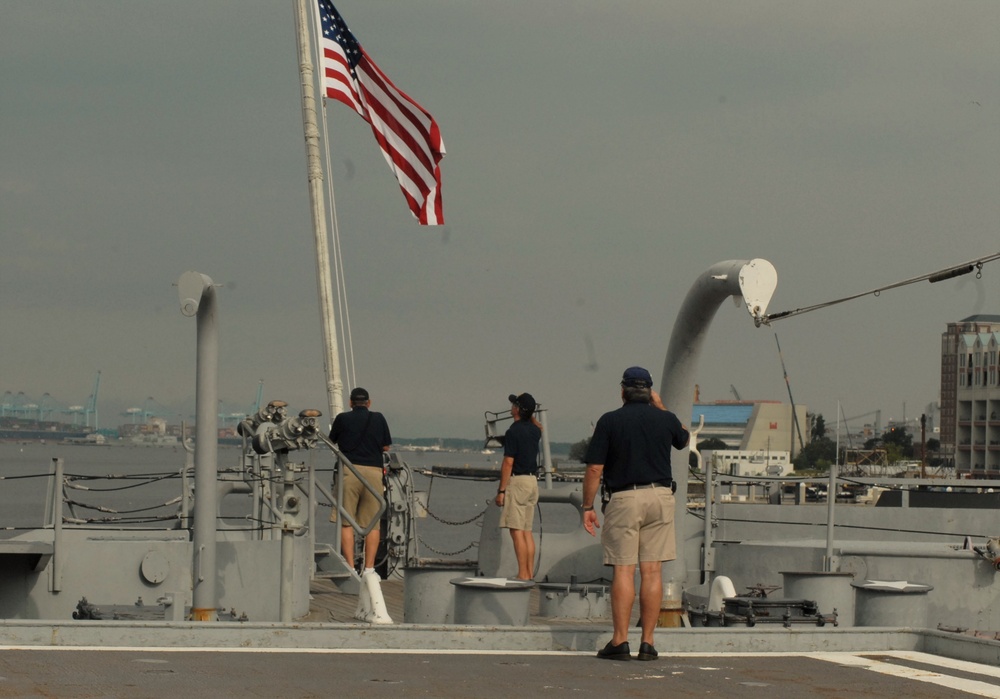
left=608, top=480, right=674, bottom=494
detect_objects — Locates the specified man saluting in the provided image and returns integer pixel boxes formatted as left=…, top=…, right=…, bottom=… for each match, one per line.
left=582, top=367, right=689, bottom=662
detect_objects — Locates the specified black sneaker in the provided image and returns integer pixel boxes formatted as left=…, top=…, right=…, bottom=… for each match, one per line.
left=596, top=640, right=631, bottom=661
left=637, top=642, right=658, bottom=661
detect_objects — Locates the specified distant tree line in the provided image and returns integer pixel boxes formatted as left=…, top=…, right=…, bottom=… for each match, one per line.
left=791, top=412, right=941, bottom=472
left=568, top=437, right=590, bottom=462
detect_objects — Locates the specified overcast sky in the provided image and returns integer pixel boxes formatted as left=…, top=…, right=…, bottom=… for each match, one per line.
left=2, top=1, right=998, bottom=443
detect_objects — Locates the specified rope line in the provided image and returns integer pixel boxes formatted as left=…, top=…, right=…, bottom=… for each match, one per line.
left=64, top=473, right=179, bottom=492
left=759, top=250, right=1000, bottom=325
left=686, top=508, right=997, bottom=541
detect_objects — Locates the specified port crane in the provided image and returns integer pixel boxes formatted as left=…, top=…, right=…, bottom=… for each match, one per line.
left=218, top=381, right=266, bottom=427
left=84, top=371, right=101, bottom=430
left=36, top=393, right=60, bottom=422
left=122, top=397, right=171, bottom=424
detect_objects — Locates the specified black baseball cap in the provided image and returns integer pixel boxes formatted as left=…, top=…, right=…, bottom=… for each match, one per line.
left=508, top=392, right=536, bottom=414
left=620, top=366, right=653, bottom=388
left=350, top=387, right=370, bottom=402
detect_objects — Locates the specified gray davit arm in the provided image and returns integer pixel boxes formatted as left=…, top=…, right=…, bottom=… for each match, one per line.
left=660, top=259, right=776, bottom=411
left=659, top=259, right=777, bottom=588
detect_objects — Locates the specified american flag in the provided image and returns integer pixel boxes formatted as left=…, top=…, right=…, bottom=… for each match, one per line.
left=314, top=0, right=445, bottom=226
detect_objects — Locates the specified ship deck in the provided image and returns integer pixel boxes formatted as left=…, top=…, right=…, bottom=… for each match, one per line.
left=1, top=641, right=998, bottom=698
left=2, top=575, right=1000, bottom=698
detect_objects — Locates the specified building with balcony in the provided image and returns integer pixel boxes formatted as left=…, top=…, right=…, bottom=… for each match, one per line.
left=941, top=315, right=1000, bottom=477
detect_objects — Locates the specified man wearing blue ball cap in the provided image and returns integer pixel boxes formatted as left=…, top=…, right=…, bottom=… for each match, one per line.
left=582, top=366, right=689, bottom=661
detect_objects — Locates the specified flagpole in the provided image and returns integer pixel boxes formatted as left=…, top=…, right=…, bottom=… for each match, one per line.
left=294, top=0, right=343, bottom=420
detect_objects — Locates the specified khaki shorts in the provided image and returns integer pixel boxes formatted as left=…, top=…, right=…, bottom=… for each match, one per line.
left=330, top=464, right=384, bottom=529
left=601, top=486, right=675, bottom=566
left=500, top=475, right=539, bottom=531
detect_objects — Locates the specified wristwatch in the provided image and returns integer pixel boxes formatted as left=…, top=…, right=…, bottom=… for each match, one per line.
left=583, top=505, right=594, bottom=511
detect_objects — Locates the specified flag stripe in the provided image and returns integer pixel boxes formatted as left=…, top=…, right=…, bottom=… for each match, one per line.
left=358, top=64, right=435, bottom=186
left=359, top=56, right=437, bottom=169
left=314, top=1, right=445, bottom=225
left=321, top=47, right=364, bottom=115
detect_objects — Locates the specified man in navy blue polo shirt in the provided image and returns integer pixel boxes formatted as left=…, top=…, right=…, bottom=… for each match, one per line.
left=494, top=392, right=542, bottom=580
left=582, top=367, right=689, bottom=661
left=330, top=387, right=392, bottom=577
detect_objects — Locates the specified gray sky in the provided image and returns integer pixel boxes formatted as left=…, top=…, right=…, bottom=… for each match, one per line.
left=2, top=1, right=998, bottom=443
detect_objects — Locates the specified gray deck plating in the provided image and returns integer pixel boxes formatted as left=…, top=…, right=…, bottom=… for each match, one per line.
left=1, top=647, right=998, bottom=699
left=3, top=576, right=999, bottom=697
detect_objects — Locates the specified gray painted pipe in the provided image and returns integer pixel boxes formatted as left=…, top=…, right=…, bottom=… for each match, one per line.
left=179, top=271, right=220, bottom=622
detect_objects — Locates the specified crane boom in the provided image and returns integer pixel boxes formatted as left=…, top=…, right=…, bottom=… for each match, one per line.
left=774, top=334, right=805, bottom=454
left=253, top=379, right=264, bottom=412
left=86, top=370, right=101, bottom=430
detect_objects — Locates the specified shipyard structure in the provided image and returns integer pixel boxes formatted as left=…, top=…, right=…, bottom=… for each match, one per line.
left=940, top=314, right=1000, bottom=477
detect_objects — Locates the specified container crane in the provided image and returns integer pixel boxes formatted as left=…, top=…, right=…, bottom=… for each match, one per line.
left=121, top=396, right=168, bottom=425
left=84, top=371, right=101, bottom=430
left=22, top=400, right=39, bottom=422
left=64, top=403, right=86, bottom=425
left=37, top=393, right=60, bottom=422
left=218, top=383, right=265, bottom=427
left=142, top=396, right=158, bottom=422
left=11, top=392, right=30, bottom=419
left=253, top=379, right=264, bottom=413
